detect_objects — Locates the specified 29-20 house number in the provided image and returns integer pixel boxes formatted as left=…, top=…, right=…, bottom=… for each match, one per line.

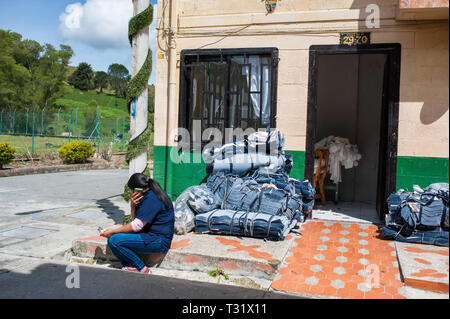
left=340, top=32, right=371, bottom=46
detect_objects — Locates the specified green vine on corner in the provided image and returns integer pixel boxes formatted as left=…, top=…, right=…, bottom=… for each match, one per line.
left=126, top=50, right=152, bottom=104
left=125, top=124, right=152, bottom=163
left=124, top=1, right=153, bottom=202
left=128, top=4, right=153, bottom=45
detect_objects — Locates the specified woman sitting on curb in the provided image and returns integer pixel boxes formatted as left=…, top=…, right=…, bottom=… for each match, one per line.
left=100, top=173, right=174, bottom=274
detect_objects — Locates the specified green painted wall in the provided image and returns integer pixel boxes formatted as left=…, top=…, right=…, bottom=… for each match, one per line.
left=285, top=150, right=306, bottom=180
left=396, top=156, right=449, bottom=191
left=154, top=145, right=207, bottom=200
left=154, top=146, right=449, bottom=200
left=154, top=146, right=307, bottom=200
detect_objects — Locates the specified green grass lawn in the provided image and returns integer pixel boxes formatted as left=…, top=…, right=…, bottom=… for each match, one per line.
left=0, top=135, right=128, bottom=156
left=0, top=83, right=156, bottom=160
left=0, top=133, right=154, bottom=160
left=55, top=85, right=128, bottom=120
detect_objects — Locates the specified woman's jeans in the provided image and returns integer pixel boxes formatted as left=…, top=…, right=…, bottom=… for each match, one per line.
left=107, top=233, right=163, bottom=271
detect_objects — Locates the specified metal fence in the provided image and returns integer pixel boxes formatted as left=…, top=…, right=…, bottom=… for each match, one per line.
left=0, top=107, right=131, bottom=154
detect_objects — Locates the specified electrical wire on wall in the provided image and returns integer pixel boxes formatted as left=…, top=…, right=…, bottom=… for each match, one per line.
left=156, top=0, right=173, bottom=54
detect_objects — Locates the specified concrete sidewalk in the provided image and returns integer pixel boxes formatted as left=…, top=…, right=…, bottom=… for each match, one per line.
left=72, top=231, right=299, bottom=282
left=69, top=209, right=449, bottom=299
left=1, top=189, right=448, bottom=299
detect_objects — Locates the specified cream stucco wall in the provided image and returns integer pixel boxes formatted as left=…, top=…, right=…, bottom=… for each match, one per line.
left=154, top=0, right=449, bottom=158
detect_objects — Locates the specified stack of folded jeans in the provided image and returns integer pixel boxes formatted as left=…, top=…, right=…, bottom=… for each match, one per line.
left=381, top=183, right=449, bottom=247
left=221, top=177, right=302, bottom=220
left=195, top=209, right=298, bottom=241
left=194, top=166, right=315, bottom=240
left=175, top=128, right=316, bottom=241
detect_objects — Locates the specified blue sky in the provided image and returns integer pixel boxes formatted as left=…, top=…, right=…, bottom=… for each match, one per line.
left=0, top=0, right=158, bottom=84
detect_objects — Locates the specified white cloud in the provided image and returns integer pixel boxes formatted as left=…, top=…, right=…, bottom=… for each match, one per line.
left=60, top=0, right=157, bottom=83
left=59, top=0, right=157, bottom=52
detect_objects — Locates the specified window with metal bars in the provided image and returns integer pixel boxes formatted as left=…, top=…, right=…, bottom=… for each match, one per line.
left=178, top=48, right=278, bottom=151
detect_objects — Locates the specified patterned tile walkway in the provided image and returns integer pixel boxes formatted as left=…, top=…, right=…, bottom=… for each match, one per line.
left=271, top=221, right=406, bottom=299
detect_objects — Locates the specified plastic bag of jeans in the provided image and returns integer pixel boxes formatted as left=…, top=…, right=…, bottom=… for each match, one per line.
left=187, top=185, right=220, bottom=214
left=174, top=187, right=197, bottom=235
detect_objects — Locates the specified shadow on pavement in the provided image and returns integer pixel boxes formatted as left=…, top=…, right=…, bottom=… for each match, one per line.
left=96, top=196, right=127, bottom=224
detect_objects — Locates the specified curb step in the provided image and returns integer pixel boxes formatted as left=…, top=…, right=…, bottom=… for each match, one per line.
left=70, top=233, right=297, bottom=281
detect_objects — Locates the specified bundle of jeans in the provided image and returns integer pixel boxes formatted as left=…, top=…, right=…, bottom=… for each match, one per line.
left=381, top=183, right=449, bottom=246
left=205, top=172, right=238, bottom=203
left=195, top=209, right=297, bottom=241
left=203, top=129, right=285, bottom=164
left=221, top=178, right=302, bottom=220
left=246, top=168, right=316, bottom=214
left=174, top=185, right=220, bottom=235
left=206, top=153, right=293, bottom=177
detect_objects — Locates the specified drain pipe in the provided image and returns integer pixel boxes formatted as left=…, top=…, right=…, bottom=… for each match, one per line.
left=164, top=0, right=178, bottom=191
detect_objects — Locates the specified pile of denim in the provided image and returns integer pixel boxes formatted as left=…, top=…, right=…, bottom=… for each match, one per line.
left=174, top=128, right=314, bottom=241
left=193, top=167, right=315, bottom=241
left=381, top=183, right=449, bottom=247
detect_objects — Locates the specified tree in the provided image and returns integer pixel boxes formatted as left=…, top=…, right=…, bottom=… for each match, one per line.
left=94, top=71, right=109, bottom=93
left=0, top=30, right=32, bottom=111
left=107, top=63, right=129, bottom=98
left=36, top=44, right=73, bottom=108
left=0, top=29, right=73, bottom=110
left=68, top=62, right=94, bottom=91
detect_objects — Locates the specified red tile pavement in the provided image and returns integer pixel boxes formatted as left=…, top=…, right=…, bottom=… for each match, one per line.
left=170, top=238, right=191, bottom=250
left=216, top=237, right=275, bottom=261
left=271, top=221, right=407, bottom=299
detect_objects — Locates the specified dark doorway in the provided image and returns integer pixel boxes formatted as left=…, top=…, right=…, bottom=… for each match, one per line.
left=305, top=44, right=401, bottom=221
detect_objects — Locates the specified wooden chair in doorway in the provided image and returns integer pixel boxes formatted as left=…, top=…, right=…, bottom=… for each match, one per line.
left=313, top=149, right=329, bottom=206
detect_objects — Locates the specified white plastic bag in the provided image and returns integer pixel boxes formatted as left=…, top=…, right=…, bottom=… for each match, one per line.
left=174, top=187, right=196, bottom=235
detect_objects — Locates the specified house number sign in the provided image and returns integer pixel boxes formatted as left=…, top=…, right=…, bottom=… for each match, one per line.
left=340, top=32, right=371, bottom=46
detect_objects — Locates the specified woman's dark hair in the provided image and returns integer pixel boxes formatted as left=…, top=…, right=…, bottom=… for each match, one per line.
left=127, top=173, right=171, bottom=210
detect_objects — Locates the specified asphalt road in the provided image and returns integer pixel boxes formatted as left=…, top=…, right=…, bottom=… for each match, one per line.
left=0, top=169, right=129, bottom=218
left=0, top=260, right=302, bottom=299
